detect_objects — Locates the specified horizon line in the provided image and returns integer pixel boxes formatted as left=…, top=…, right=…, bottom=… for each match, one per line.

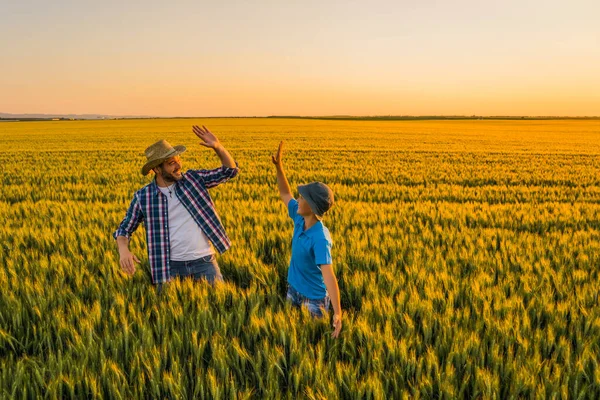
left=1, top=112, right=599, bottom=120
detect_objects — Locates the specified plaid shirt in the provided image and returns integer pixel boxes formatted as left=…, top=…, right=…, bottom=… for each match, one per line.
left=114, top=164, right=239, bottom=284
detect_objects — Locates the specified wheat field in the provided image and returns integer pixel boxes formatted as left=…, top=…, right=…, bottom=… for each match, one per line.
left=1, top=118, right=600, bottom=399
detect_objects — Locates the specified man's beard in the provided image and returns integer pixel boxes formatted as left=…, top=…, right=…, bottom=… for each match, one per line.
left=160, top=169, right=182, bottom=183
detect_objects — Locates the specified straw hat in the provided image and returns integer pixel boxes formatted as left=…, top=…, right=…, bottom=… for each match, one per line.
left=141, top=139, right=186, bottom=175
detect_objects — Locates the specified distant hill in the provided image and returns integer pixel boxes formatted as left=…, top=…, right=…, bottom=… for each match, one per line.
left=0, top=112, right=155, bottom=120
left=267, top=115, right=600, bottom=121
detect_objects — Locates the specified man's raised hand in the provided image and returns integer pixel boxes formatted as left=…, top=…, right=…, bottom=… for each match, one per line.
left=193, top=125, right=221, bottom=149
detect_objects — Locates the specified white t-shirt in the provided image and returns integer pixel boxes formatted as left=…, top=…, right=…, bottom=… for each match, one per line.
left=157, top=184, right=214, bottom=261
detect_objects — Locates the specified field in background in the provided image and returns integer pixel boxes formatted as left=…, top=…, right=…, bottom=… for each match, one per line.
left=1, top=118, right=600, bottom=398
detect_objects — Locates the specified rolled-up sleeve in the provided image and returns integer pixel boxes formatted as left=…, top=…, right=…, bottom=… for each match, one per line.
left=113, top=195, right=144, bottom=240
left=188, top=161, right=240, bottom=189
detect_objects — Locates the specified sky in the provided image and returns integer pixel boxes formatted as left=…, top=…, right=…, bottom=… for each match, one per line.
left=1, top=0, right=599, bottom=117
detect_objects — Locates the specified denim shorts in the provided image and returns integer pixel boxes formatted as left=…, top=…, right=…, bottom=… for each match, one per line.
left=286, top=285, right=330, bottom=318
left=157, top=254, right=223, bottom=292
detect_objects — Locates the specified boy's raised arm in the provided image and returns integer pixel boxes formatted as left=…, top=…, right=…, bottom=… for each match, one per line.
left=272, top=141, right=294, bottom=207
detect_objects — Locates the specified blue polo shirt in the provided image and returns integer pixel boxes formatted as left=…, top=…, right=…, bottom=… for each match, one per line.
left=287, top=199, right=333, bottom=299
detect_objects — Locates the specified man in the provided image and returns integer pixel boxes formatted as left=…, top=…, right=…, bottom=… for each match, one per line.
left=114, top=125, right=239, bottom=288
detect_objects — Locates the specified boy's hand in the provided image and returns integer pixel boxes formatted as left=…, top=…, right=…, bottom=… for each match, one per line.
left=272, top=141, right=283, bottom=167
left=332, top=313, right=342, bottom=338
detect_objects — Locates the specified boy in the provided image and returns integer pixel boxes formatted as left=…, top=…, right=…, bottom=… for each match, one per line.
left=272, top=141, right=342, bottom=338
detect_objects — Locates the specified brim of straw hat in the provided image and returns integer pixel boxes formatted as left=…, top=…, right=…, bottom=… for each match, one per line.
left=141, top=145, right=187, bottom=175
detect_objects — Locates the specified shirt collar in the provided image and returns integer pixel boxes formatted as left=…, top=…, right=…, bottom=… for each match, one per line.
left=150, top=179, right=161, bottom=197
left=301, top=220, right=323, bottom=236
left=150, top=176, right=184, bottom=197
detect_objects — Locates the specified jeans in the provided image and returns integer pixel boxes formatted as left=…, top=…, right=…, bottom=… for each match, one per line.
left=286, top=285, right=330, bottom=318
left=156, top=254, right=223, bottom=293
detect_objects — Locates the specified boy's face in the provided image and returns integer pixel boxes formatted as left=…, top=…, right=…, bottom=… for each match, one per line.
left=297, top=194, right=314, bottom=217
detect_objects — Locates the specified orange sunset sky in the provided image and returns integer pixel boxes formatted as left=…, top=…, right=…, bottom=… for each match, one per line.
left=1, top=0, right=599, bottom=117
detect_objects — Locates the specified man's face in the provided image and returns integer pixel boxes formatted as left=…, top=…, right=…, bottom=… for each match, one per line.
left=154, top=156, right=183, bottom=183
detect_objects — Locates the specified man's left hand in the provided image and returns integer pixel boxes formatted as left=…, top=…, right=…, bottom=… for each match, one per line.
left=193, top=125, right=221, bottom=149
